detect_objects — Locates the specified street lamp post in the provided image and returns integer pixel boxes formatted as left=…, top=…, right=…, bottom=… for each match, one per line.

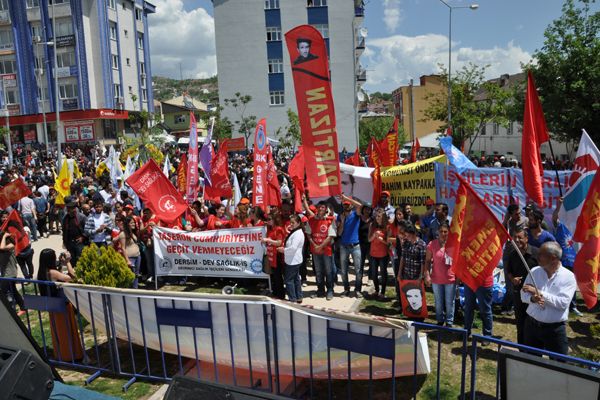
left=33, top=37, right=50, bottom=158
left=51, top=1, right=62, bottom=170
left=437, top=0, right=478, bottom=128
left=2, top=78, right=12, bottom=168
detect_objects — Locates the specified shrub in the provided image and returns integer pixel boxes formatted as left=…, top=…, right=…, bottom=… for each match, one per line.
left=75, top=244, right=135, bottom=288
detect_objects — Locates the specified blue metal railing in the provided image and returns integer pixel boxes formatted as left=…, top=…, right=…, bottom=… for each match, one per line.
left=3, top=276, right=600, bottom=399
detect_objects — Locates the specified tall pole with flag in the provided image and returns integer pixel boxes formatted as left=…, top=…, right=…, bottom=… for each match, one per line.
left=186, top=112, right=199, bottom=204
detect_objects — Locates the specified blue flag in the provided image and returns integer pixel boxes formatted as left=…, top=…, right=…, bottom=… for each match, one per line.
left=439, top=136, right=477, bottom=173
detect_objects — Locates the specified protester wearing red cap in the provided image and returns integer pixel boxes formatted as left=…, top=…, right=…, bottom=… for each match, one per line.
left=376, top=190, right=395, bottom=223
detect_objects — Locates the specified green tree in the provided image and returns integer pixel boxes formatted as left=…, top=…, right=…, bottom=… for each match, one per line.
left=369, top=91, right=393, bottom=102
left=512, top=0, right=600, bottom=147
left=358, top=116, right=405, bottom=151
left=422, top=63, right=513, bottom=154
left=121, top=110, right=166, bottom=164
left=275, top=109, right=301, bottom=151
left=223, top=92, right=257, bottom=149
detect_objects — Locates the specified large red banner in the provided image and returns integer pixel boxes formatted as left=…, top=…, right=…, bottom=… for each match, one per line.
left=186, top=112, right=199, bottom=204
left=0, top=178, right=31, bottom=209
left=177, top=154, right=187, bottom=194
left=252, top=119, right=269, bottom=211
left=285, top=25, right=341, bottom=198
left=204, top=144, right=232, bottom=201
left=379, top=117, right=399, bottom=167
left=126, top=159, right=187, bottom=223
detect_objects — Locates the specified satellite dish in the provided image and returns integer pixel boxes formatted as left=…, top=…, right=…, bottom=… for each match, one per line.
left=357, top=91, right=365, bottom=102
left=359, top=27, right=368, bottom=38
left=222, top=284, right=238, bottom=295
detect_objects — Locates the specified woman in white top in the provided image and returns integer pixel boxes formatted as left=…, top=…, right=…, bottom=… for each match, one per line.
left=278, top=214, right=305, bottom=303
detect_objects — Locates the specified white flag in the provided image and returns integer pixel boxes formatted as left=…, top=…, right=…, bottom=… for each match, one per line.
left=558, top=129, right=600, bottom=234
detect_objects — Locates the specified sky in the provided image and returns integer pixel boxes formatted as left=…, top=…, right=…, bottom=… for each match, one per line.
left=147, top=0, right=577, bottom=94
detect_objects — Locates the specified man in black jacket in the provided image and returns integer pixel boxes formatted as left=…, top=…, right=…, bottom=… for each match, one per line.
left=62, top=200, right=87, bottom=267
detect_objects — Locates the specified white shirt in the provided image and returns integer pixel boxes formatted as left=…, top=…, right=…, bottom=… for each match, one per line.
left=283, top=229, right=305, bottom=266
left=19, top=197, right=36, bottom=215
left=521, top=265, right=576, bottom=323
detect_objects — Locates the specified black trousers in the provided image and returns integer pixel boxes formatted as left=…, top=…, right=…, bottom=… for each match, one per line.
left=511, top=290, right=528, bottom=344
left=524, top=315, right=568, bottom=355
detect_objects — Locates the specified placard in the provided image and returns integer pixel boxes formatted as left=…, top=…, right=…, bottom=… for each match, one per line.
left=153, top=226, right=268, bottom=278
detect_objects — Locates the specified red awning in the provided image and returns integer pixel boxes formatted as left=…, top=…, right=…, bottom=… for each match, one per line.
left=7, top=109, right=129, bottom=126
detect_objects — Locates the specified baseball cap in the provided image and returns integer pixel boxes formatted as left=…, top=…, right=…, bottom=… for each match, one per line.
left=301, top=215, right=309, bottom=223
left=381, top=191, right=390, bottom=197
left=342, top=200, right=352, bottom=206
left=124, top=204, right=134, bottom=210
left=239, top=197, right=250, bottom=205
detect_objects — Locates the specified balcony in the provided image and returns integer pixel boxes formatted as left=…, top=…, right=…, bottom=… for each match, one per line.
left=357, top=69, right=366, bottom=83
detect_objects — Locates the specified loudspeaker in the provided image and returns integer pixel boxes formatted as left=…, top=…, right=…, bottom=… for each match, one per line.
left=164, top=375, right=288, bottom=400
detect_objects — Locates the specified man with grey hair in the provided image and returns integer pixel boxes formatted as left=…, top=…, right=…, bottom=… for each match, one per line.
left=521, top=241, right=577, bottom=355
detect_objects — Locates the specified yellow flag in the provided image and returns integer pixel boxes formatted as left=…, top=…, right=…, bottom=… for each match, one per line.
left=55, top=160, right=71, bottom=199
left=55, top=192, right=65, bottom=205
left=73, top=160, right=82, bottom=179
left=96, top=162, right=107, bottom=179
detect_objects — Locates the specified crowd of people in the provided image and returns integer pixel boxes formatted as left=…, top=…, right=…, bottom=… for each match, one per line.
left=0, top=142, right=584, bottom=355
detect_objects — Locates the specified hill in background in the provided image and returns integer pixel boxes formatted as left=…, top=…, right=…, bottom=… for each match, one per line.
left=152, top=76, right=219, bottom=105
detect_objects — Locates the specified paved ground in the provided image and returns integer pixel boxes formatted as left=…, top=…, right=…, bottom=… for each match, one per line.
left=23, top=233, right=365, bottom=313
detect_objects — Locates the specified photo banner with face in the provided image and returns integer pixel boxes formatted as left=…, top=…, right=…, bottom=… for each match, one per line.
left=399, top=279, right=428, bottom=319
left=380, top=155, right=445, bottom=215
left=285, top=25, right=341, bottom=198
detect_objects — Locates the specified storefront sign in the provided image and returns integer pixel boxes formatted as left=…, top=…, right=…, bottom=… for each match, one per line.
left=62, top=98, right=78, bottom=111
left=55, top=35, right=76, bottom=48
left=1, top=74, right=17, bottom=88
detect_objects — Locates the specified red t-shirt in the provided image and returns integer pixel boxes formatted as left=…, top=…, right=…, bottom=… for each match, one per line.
left=207, top=214, right=230, bottom=230
left=266, top=226, right=285, bottom=268
left=308, top=216, right=334, bottom=256
left=427, top=240, right=455, bottom=284
left=370, top=227, right=389, bottom=258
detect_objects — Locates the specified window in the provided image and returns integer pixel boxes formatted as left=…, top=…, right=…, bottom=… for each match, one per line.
left=34, top=56, right=43, bottom=70
left=142, top=89, right=147, bottom=102
left=493, top=123, right=499, bottom=135
left=0, top=58, right=15, bottom=74
left=507, top=122, right=513, bottom=135
left=137, top=33, right=144, bottom=49
left=481, top=124, right=487, bottom=136
left=108, top=0, right=116, bottom=9
left=123, top=29, right=128, bottom=38
left=269, top=90, right=284, bottom=106
left=140, top=76, right=146, bottom=88
left=50, top=0, right=68, bottom=4
left=59, top=82, right=78, bottom=99
left=37, top=86, right=49, bottom=101
left=122, top=2, right=126, bottom=10
left=31, top=24, right=42, bottom=39
left=307, top=0, right=327, bottom=6
left=125, top=58, right=130, bottom=66
left=111, top=54, right=119, bottom=69
left=174, top=114, right=186, bottom=124
left=312, top=24, right=329, bottom=38
left=26, top=0, right=40, bottom=8
left=264, top=0, right=279, bottom=9
left=266, top=27, right=281, bottom=41
left=5, top=89, right=17, bottom=104
left=57, top=51, right=75, bottom=68
left=135, top=8, right=143, bottom=21
left=140, top=62, right=145, bottom=75
left=55, top=19, right=74, bottom=37
left=0, top=0, right=8, bottom=11
left=113, top=84, right=122, bottom=99
left=0, top=29, right=12, bottom=48
left=268, top=59, right=283, bottom=73
left=109, top=23, right=117, bottom=40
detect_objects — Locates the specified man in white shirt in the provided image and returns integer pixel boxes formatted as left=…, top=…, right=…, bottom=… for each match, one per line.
left=18, top=195, right=38, bottom=241
left=521, top=241, right=577, bottom=355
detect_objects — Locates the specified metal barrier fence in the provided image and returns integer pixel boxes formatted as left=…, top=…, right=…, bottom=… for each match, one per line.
left=2, top=277, right=600, bottom=399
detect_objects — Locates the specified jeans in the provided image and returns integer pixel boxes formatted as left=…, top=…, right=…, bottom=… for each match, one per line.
left=432, top=283, right=456, bottom=325
left=312, top=254, right=333, bottom=295
left=22, top=214, right=37, bottom=241
left=339, top=243, right=362, bottom=292
left=284, top=263, right=303, bottom=302
left=463, top=285, right=493, bottom=336
left=129, top=256, right=141, bottom=288
left=369, top=256, right=389, bottom=295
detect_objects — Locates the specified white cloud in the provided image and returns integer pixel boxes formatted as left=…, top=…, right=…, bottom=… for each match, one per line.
left=362, top=34, right=532, bottom=92
left=382, top=0, right=402, bottom=33
left=148, top=0, right=216, bottom=79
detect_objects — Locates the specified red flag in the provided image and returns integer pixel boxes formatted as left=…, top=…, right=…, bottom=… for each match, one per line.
left=572, top=166, right=600, bottom=309
left=186, top=112, right=199, bottom=204
left=410, top=138, right=421, bottom=163
left=371, top=165, right=381, bottom=207
left=126, top=159, right=187, bottom=223
left=205, top=144, right=232, bottom=201
left=446, top=173, right=510, bottom=291
left=0, top=179, right=32, bottom=209
left=522, top=71, right=549, bottom=206
left=176, top=154, right=187, bottom=194
left=366, top=137, right=383, bottom=168
left=285, top=25, right=341, bottom=198
left=1, top=210, right=30, bottom=256
left=288, top=146, right=305, bottom=213
left=266, top=145, right=282, bottom=208
left=252, top=118, right=269, bottom=211
left=378, top=118, right=399, bottom=167
left=344, top=147, right=361, bottom=166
